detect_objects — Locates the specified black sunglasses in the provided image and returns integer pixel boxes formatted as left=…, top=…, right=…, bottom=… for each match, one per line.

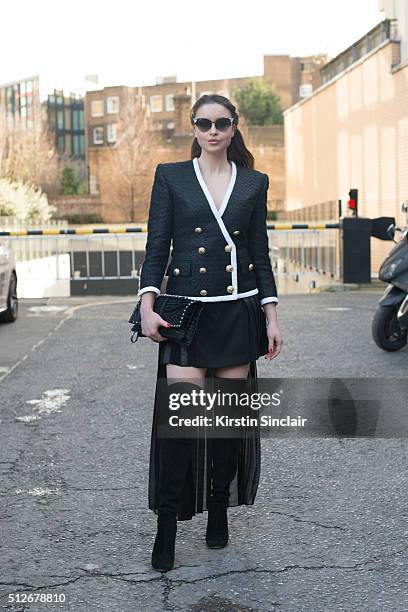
left=192, top=117, right=235, bottom=132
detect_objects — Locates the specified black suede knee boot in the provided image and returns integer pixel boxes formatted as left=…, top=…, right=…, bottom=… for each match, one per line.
left=206, top=377, right=246, bottom=549
left=206, top=436, right=240, bottom=548
left=151, top=380, right=201, bottom=571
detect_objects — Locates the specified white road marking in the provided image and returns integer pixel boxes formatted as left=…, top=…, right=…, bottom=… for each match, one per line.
left=0, top=366, right=9, bottom=373
left=28, top=305, right=69, bottom=314
left=26, top=388, right=71, bottom=416
left=16, top=388, right=71, bottom=423
left=15, top=487, right=60, bottom=496
left=126, top=364, right=145, bottom=369
left=326, top=307, right=351, bottom=311
left=15, top=415, right=40, bottom=423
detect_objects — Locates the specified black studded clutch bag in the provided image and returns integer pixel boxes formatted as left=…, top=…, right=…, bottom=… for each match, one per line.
left=129, top=294, right=205, bottom=346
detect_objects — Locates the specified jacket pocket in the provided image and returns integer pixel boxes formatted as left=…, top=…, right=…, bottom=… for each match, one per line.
left=165, top=260, right=192, bottom=277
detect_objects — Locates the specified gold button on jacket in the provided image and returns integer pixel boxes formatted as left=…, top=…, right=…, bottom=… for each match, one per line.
left=200, top=289, right=208, bottom=296
left=198, top=247, right=206, bottom=254
left=195, top=227, right=203, bottom=233
left=225, top=264, right=233, bottom=272
left=199, top=267, right=207, bottom=273
left=224, top=245, right=232, bottom=253
left=173, top=268, right=180, bottom=275
left=227, top=285, right=234, bottom=293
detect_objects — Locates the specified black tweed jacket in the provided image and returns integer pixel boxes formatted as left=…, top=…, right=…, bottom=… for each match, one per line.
left=138, top=158, right=278, bottom=305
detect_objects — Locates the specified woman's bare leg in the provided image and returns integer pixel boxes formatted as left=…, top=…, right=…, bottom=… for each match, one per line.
left=166, top=363, right=207, bottom=382
left=214, top=363, right=250, bottom=379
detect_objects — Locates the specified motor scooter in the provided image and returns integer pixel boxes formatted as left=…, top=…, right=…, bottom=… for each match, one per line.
left=372, top=201, right=408, bottom=351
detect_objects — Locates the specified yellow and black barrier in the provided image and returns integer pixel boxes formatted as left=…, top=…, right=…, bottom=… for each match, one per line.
left=0, top=222, right=339, bottom=237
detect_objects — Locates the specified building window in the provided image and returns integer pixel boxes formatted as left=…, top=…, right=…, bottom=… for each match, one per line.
left=107, top=123, right=117, bottom=142
left=150, top=95, right=163, bottom=112
left=72, top=134, right=84, bottom=156
left=93, top=126, right=104, bottom=144
left=107, top=96, right=119, bottom=114
left=165, top=94, right=174, bottom=111
left=89, top=174, right=99, bottom=195
left=6, top=87, right=14, bottom=112
left=57, top=110, right=64, bottom=130
left=72, top=110, right=79, bottom=130
left=73, top=109, right=85, bottom=130
left=166, top=121, right=175, bottom=129
left=299, top=83, right=313, bottom=98
left=73, top=134, right=80, bottom=155
left=91, top=100, right=104, bottom=117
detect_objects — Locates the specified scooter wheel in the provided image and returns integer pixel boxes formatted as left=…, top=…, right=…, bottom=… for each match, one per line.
left=372, top=305, right=407, bottom=352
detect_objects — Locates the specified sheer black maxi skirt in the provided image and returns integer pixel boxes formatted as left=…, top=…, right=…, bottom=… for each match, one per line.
left=148, top=294, right=270, bottom=521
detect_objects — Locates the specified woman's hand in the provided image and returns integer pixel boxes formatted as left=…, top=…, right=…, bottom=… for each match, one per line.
left=262, top=302, right=283, bottom=360
left=265, top=321, right=283, bottom=359
left=142, top=310, right=172, bottom=342
left=140, top=293, right=171, bottom=343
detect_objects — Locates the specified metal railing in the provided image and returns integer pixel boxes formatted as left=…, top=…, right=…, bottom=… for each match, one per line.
left=2, top=226, right=339, bottom=285
left=268, top=227, right=339, bottom=279
left=0, top=216, right=68, bottom=230
left=320, top=19, right=399, bottom=85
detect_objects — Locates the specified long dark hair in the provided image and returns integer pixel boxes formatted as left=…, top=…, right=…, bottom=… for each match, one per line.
left=190, top=94, right=255, bottom=169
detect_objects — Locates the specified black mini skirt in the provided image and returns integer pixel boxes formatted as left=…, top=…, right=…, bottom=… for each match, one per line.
left=158, top=294, right=269, bottom=368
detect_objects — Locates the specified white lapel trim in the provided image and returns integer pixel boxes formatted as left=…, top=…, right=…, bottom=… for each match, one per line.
left=193, top=157, right=237, bottom=219
left=192, top=158, right=238, bottom=296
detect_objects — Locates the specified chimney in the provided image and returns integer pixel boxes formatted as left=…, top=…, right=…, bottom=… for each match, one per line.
left=173, top=87, right=192, bottom=136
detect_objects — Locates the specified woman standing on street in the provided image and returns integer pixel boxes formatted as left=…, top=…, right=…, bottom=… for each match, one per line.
left=138, top=94, right=283, bottom=571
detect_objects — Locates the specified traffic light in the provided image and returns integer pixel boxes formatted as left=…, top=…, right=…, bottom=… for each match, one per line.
left=348, top=188, right=358, bottom=217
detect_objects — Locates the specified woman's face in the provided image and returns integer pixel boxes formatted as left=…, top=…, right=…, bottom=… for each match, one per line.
left=193, top=103, right=236, bottom=155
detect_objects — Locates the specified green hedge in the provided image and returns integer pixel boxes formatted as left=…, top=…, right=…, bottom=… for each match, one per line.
left=56, top=213, right=104, bottom=224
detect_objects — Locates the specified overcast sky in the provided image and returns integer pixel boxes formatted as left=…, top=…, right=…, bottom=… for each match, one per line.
left=1, top=0, right=384, bottom=93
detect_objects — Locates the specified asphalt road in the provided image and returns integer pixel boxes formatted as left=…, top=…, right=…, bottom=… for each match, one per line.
left=0, top=292, right=407, bottom=612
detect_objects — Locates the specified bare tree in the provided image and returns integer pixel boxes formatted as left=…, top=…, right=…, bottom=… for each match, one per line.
left=102, top=91, right=159, bottom=222
left=0, top=101, right=59, bottom=196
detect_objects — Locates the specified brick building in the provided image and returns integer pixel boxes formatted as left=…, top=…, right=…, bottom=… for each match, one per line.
left=85, top=53, right=326, bottom=222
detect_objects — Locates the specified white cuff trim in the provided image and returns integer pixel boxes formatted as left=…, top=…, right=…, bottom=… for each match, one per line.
left=138, top=286, right=160, bottom=297
left=260, top=296, right=279, bottom=305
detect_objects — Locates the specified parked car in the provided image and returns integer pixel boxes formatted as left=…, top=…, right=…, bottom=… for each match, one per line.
left=0, top=240, right=18, bottom=322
